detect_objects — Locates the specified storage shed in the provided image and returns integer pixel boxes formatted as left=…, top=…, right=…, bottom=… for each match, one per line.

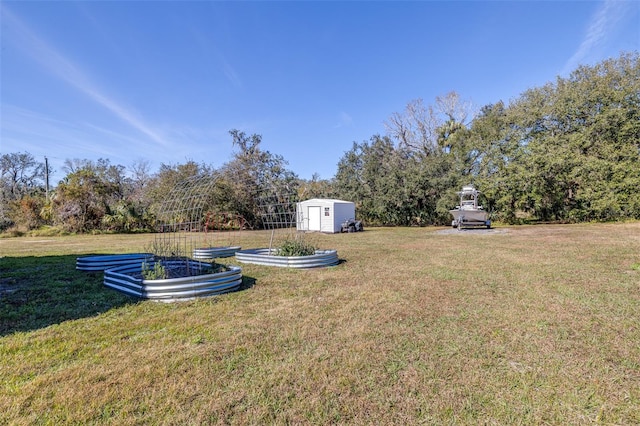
left=296, top=198, right=356, bottom=233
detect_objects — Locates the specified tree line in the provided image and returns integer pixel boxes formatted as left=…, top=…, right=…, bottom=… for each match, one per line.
left=335, top=52, right=640, bottom=225
left=0, top=130, right=306, bottom=234
left=2, top=52, right=638, bottom=234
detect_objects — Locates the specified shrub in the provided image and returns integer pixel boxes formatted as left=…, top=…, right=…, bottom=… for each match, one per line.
left=276, top=236, right=317, bottom=256
left=142, top=261, right=167, bottom=280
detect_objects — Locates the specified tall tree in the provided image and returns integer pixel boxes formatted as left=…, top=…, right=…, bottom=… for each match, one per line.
left=54, top=168, right=117, bottom=232
left=0, top=152, right=47, bottom=230
left=297, top=173, right=335, bottom=200
left=501, top=52, right=640, bottom=221
left=384, top=98, right=440, bottom=155
left=218, top=130, right=298, bottom=228
left=127, top=159, right=153, bottom=208
left=52, top=158, right=150, bottom=232
left=145, top=160, right=211, bottom=221
left=334, top=135, right=453, bottom=226
left=463, top=102, right=523, bottom=222
left=560, top=52, right=640, bottom=220
left=0, top=152, right=45, bottom=199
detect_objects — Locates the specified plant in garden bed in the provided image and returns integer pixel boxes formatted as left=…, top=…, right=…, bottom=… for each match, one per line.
left=141, top=260, right=168, bottom=280
left=142, top=236, right=229, bottom=279
left=140, top=257, right=229, bottom=280
left=274, top=234, right=318, bottom=256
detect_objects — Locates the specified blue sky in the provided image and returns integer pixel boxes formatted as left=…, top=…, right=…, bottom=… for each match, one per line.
left=1, top=1, right=638, bottom=184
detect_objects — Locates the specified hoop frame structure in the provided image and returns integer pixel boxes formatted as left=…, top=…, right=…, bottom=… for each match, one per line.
left=153, top=174, right=242, bottom=268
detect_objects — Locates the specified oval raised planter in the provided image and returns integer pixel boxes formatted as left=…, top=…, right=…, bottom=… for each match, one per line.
left=235, top=249, right=339, bottom=268
left=192, top=246, right=241, bottom=260
left=104, top=259, right=242, bottom=301
left=76, top=253, right=153, bottom=272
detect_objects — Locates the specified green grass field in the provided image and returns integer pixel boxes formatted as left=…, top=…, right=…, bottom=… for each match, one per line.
left=1, top=223, right=639, bottom=424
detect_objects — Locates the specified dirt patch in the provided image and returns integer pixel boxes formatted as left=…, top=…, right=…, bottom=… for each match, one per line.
left=434, top=227, right=509, bottom=235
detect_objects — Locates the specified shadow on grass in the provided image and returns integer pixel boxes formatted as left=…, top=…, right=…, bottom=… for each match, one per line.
left=1, top=255, right=258, bottom=336
left=0, top=254, right=139, bottom=336
left=238, top=275, right=256, bottom=291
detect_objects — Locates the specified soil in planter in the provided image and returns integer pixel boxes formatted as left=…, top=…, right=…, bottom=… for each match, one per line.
left=138, top=258, right=229, bottom=280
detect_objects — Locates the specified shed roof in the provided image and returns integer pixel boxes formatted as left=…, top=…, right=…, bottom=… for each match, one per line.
left=300, top=198, right=354, bottom=204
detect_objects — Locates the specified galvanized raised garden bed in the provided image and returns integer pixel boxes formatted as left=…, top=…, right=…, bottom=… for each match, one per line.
left=235, top=249, right=339, bottom=268
left=104, top=260, right=242, bottom=301
left=76, top=253, right=153, bottom=272
left=192, top=246, right=241, bottom=260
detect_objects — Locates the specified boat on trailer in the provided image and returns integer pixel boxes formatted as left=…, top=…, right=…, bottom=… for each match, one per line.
left=450, top=185, right=491, bottom=229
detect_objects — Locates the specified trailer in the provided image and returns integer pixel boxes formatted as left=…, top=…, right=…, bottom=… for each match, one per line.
left=449, top=185, right=491, bottom=229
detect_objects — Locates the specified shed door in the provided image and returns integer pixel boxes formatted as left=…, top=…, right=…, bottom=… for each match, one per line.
left=308, top=206, right=321, bottom=231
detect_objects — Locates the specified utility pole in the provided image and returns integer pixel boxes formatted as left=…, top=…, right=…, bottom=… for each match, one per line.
left=45, top=156, right=50, bottom=201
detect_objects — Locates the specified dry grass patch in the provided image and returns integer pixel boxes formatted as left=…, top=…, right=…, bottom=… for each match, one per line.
left=1, top=223, right=640, bottom=424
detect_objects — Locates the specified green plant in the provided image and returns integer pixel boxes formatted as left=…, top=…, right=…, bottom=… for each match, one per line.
left=275, top=235, right=317, bottom=256
left=141, top=260, right=167, bottom=280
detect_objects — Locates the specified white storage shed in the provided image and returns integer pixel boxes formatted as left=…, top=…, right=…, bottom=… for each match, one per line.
left=296, top=198, right=356, bottom=233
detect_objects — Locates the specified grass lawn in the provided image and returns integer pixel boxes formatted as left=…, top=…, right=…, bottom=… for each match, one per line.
left=1, top=223, right=639, bottom=424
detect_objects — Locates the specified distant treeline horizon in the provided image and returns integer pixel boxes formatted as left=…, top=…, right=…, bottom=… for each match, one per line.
left=2, top=52, right=638, bottom=234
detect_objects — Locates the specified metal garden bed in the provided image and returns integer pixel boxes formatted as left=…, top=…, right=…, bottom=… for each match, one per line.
left=235, top=249, right=339, bottom=268
left=76, top=253, right=153, bottom=272
left=104, top=260, right=242, bottom=301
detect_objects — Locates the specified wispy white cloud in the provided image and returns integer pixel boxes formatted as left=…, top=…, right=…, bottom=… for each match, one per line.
left=1, top=103, right=227, bottom=183
left=1, top=104, right=127, bottom=182
left=562, top=0, right=632, bottom=74
left=187, top=26, right=243, bottom=90
left=220, top=58, right=243, bottom=90
left=333, top=111, right=353, bottom=129
left=1, top=5, right=170, bottom=147
left=1, top=105, right=103, bottom=152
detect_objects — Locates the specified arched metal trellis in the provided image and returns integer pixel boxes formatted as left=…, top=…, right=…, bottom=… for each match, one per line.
left=254, top=182, right=309, bottom=252
left=97, top=173, right=246, bottom=300
left=234, top=181, right=338, bottom=267
left=152, top=173, right=324, bottom=268
left=152, top=174, right=243, bottom=271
